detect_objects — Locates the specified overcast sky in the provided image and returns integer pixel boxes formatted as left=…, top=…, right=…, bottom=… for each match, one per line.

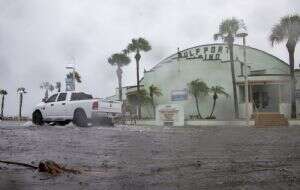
left=0, top=0, right=299, bottom=116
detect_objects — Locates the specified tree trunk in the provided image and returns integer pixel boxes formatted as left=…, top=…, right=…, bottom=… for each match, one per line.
left=287, top=41, right=296, bottom=118
left=151, top=96, right=155, bottom=118
left=1, top=95, right=4, bottom=118
left=135, top=49, right=141, bottom=119
left=228, top=36, right=239, bottom=118
left=45, top=89, right=49, bottom=99
left=19, top=93, right=23, bottom=120
left=209, top=97, right=217, bottom=118
left=117, top=65, right=123, bottom=101
left=194, top=96, right=202, bottom=119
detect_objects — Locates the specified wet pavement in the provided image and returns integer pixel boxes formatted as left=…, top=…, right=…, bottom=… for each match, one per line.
left=0, top=121, right=300, bottom=190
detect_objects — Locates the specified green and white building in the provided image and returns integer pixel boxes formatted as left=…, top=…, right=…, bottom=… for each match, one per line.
left=109, top=43, right=299, bottom=120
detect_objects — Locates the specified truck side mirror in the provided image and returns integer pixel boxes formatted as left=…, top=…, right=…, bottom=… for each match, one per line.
left=42, top=98, right=47, bottom=103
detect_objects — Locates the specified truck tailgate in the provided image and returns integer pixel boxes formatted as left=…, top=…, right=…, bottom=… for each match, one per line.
left=98, top=100, right=122, bottom=113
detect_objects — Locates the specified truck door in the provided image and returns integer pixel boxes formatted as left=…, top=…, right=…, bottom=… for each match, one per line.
left=55, top=92, right=68, bottom=118
left=44, top=93, right=58, bottom=118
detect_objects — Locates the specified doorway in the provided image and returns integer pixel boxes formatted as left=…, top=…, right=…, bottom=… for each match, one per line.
left=252, top=84, right=279, bottom=112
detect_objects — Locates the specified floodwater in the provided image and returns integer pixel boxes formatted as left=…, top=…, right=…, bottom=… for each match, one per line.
left=0, top=122, right=299, bottom=190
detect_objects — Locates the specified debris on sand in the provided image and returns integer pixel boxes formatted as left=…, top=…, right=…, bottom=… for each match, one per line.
left=0, top=160, right=81, bottom=176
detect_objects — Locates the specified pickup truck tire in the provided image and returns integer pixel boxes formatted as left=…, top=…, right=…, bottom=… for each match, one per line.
left=73, top=109, right=88, bottom=127
left=32, top=110, right=44, bottom=126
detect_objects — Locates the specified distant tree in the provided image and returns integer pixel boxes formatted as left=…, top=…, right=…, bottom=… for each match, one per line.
left=49, top=84, right=54, bottom=94
left=108, top=53, right=131, bottom=101
left=208, top=85, right=230, bottom=118
left=66, top=71, right=82, bottom=83
left=214, top=17, right=246, bottom=118
left=55, top=82, right=61, bottom=92
left=0, top=89, right=8, bottom=118
left=188, top=79, right=209, bottom=119
left=17, top=87, right=27, bottom=120
left=40, top=82, right=53, bottom=99
left=125, top=38, right=151, bottom=119
left=269, top=14, right=300, bottom=118
left=148, top=84, right=162, bottom=117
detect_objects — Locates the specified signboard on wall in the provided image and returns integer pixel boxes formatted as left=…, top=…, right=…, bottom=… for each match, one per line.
left=171, top=89, right=188, bottom=101
left=156, top=104, right=184, bottom=126
left=178, top=45, right=228, bottom=60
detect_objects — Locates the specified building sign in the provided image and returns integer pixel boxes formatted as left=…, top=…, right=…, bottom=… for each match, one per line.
left=178, top=45, right=228, bottom=60
left=156, top=104, right=184, bottom=126
left=171, top=89, right=188, bottom=101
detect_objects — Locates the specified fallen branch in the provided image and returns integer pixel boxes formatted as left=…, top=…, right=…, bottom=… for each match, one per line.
left=0, top=160, right=81, bottom=175
left=0, top=160, right=38, bottom=169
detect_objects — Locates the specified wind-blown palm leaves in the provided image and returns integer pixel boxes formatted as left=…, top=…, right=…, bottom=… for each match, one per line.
left=149, top=84, right=162, bottom=117
left=17, top=87, right=27, bottom=120
left=188, top=79, right=209, bottom=119
left=108, top=53, right=131, bottom=101
left=269, top=14, right=300, bottom=118
left=214, top=17, right=246, bottom=118
left=0, top=89, right=8, bottom=118
left=208, top=86, right=230, bottom=118
left=66, top=71, right=82, bottom=83
left=125, top=38, right=151, bottom=118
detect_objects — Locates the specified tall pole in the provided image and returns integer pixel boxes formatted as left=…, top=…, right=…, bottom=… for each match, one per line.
left=73, top=67, right=76, bottom=91
left=243, top=36, right=250, bottom=126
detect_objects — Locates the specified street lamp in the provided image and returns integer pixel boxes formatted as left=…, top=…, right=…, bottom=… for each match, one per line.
left=237, top=28, right=249, bottom=126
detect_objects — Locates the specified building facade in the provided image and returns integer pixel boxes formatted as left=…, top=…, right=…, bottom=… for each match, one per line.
left=111, top=43, right=299, bottom=120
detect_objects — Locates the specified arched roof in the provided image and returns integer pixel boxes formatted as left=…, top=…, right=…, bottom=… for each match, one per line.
left=150, top=43, right=288, bottom=72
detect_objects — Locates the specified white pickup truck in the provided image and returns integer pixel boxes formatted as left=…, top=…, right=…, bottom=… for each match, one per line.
left=32, top=91, right=122, bottom=127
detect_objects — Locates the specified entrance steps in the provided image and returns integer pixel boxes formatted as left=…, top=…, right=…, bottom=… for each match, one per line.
left=253, top=112, right=288, bottom=127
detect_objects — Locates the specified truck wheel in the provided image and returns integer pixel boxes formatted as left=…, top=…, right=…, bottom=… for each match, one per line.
left=73, top=109, right=88, bottom=127
left=32, top=110, right=44, bottom=126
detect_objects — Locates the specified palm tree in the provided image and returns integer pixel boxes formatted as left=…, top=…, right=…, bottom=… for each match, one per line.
left=49, top=84, right=54, bottom=94
left=188, top=79, right=209, bottom=119
left=269, top=14, right=300, bottom=118
left=208, top=86, right=230, bottom=118
left=108, top=53, right=131, bottom=101
left=214, top=18, right=246, bottom=118
left=67, top=71, right=82, bottom=83
left=40, top=82, right=51, bottom=99
left=17, top=87, right=27, bottom=120
left=40, top=82, right=55, bottom=99
left=149, top=84, right=162, bottom=117
left=0, top=89, right=8, bottom=118
left=125, top=38, right=151, bottom=118
left=55, top=82, right=61, bottom=92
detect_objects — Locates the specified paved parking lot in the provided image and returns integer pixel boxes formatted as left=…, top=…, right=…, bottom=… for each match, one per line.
left=0, top=122, right=299, bottom=190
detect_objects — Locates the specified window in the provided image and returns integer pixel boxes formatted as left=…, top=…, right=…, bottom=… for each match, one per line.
left=71, top=92, right=93, bottom=101
left=47, top=94, right=58, bottom=103
left=57, top=93, right=67, bottom=101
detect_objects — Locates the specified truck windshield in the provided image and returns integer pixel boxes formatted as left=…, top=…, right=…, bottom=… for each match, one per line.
left=71, top=92, right=93, bottom=101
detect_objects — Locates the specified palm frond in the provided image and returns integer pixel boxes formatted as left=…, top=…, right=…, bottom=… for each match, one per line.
left=188, top=79, right=209, bottom=97
left=270, top=14, right=300, bottom=46
left=211, top=85, right=230, bottom=98
left=215, top=17, right=245, bottom=41
left=107, top=53, right=131, bottom=67
left=149, top=84, right=162, bottom=97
